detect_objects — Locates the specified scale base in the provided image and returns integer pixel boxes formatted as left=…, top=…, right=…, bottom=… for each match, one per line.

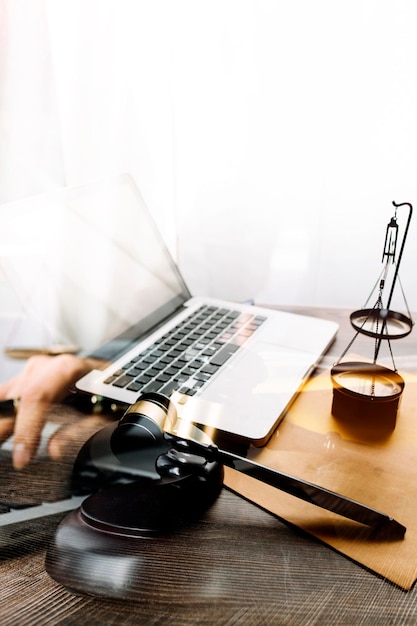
left=331, top=361, right=405, bottom=431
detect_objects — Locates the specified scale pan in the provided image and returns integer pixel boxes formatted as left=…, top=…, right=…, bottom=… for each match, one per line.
left=350, top=308, right=413, bottom=340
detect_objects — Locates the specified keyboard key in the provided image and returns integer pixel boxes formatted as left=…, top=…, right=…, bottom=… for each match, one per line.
left=165, top=365, right=182, bottom=376
left=183, top=349, right=199, bottom=360
left=167, top=349, right=182, bottom=359
left=112, top=375, right=134, bottom=388
left=178, top=386, right=197, bottom=396
left=149, top=361, right=165, bottom=371
left=160, top=380, right=180, bottom=396
left=127, top=381, right=143, bottom=392
left=155, top=374, right=170, bottom=383
left=150, top=349, right=165, bottom=359
left=136, top=374, right=152, bottom=384
left=104, top=375, right=118, bottom=385
left=181, top=367, right=196, bottom=377
left=210, top=343, right=240, bottom=366
left=129, top=363, right=148, bottom=372
left=201, top=364, right=220, bottom=375
left=189, top=358, right=205, bottom=369
left=143, top=354, right=158, bottom=364
left=202, top=347, right=217, bottom=357
left=194, top=372, right=211, bottom=383
left=146, top=368, right=161, bottom=378
left=141, top=381, right=164, bottom=393
left=177, top=340, right=194, bottom=350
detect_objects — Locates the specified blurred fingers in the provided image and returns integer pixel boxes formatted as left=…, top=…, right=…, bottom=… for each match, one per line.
left=48, top=414, right=115, bottom=461
left=12, top=396, right=51, bottom=469
left=0, top=416, right=15, bottom=446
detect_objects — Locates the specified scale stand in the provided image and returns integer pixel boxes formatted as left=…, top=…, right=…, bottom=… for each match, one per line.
left=331, top=201, right=414, bottom=429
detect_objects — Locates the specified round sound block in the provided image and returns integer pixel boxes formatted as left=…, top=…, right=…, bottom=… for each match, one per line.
left=46, top=464, right=223, bottom=598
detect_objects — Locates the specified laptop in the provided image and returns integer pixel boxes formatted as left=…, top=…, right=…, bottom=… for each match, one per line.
left=74, top=174, right=338, bottom=445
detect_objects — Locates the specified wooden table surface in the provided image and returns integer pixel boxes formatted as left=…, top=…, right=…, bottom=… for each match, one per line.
left=1, top=306, right=417, bottom=626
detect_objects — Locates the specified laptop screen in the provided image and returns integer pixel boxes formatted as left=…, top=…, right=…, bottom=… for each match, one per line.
left=0, top=175, right=190, bottom=364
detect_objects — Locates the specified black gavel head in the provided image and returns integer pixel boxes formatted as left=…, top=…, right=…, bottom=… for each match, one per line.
left=110, top=392, right=171, bottom=455
left=70, top=392, right=224, bottom=536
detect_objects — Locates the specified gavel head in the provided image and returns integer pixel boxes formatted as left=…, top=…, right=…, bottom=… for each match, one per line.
left=70, top=392, right=224, bottom=536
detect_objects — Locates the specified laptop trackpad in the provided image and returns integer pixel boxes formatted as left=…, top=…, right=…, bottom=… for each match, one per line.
left=199, top=340, right=314, bottom=442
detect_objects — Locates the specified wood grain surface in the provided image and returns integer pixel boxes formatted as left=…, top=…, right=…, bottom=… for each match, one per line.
left=1, top=306, right=417, bottom=625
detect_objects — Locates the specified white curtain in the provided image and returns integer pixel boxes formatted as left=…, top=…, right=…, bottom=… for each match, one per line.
left=0, top=0, right=64, bottom=201
left=1, top=0, right=417, bottom=314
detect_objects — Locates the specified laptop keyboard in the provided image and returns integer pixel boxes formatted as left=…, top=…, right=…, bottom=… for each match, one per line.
left=103, top=305, right=266, bottom=398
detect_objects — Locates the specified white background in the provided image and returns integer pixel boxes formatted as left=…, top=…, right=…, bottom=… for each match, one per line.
left=0, top=0, right=416, bottom=321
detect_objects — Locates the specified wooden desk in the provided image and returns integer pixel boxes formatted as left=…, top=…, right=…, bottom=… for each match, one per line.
left=1, top=307, right=417, bottom=625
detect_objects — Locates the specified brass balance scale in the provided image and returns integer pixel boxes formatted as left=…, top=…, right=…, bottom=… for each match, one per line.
left=331, top=201, right=414, bottom=428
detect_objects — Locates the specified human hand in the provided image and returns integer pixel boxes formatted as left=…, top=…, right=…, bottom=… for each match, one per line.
left=0, top=354, right=103, bottom=469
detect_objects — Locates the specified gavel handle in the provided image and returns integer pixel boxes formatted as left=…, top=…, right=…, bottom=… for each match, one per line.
left=167, top=435, right=406, bottom=539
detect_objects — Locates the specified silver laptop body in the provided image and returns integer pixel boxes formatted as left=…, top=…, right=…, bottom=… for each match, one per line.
left=75, top=175, right=338, bottom=444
